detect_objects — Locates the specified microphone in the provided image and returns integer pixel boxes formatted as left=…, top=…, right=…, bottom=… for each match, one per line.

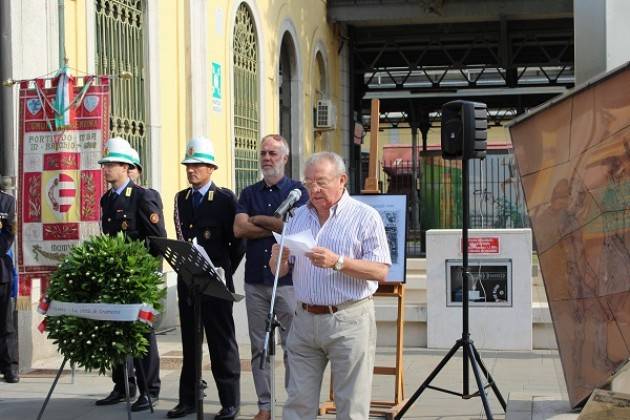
left=273, top=189, right=302, bottom=218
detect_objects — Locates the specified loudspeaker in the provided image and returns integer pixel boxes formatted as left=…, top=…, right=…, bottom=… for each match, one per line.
left=441, top=100, right=487, bottom=160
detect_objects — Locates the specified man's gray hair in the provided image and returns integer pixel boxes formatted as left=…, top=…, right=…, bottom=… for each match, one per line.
left=304, top=152, right=347, bottom=177
left=261, top=134, right=290, bottom=156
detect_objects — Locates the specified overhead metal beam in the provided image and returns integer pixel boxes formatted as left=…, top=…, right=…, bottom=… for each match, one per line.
left=329, top=0, right=573, bottom=26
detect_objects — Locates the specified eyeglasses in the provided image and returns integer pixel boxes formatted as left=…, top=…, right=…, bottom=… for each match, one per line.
left=302, top=177, right=337, bottom=190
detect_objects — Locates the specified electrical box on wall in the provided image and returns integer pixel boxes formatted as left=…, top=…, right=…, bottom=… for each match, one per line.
left=315, top=99, right=336, bottom=129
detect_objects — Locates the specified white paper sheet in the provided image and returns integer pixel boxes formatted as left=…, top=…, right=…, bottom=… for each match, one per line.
left=273, top=229, right=316, bottom=256
left=192, top=237, right=226, bottom=285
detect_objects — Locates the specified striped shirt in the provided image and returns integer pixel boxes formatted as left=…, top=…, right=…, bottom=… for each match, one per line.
left=285, top=190, right=391, bottom=305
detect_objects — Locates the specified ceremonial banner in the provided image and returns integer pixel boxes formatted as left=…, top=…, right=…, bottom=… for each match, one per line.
left=18, top=73, right=110, bottom=295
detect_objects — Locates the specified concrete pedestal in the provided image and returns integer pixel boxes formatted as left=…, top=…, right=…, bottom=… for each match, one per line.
left=426, top=229, right=532, bottom=351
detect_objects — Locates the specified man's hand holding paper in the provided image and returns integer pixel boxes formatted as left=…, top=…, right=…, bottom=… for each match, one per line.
left=272, top=229, right=315, bottom=257
left=305, top=246, right=339, bottom=269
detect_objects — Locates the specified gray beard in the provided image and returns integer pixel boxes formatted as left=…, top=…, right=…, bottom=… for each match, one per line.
left=262, top=166, right=283, bottom=178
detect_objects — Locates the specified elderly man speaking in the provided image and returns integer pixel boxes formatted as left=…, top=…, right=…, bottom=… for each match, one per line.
left=270, top=151, right=391, bottom=420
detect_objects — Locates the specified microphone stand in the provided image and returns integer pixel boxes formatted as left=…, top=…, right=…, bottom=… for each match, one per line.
left=260, top=207, right=294, bottom=419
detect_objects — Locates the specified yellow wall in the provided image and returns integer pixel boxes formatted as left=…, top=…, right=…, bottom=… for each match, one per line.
left=63, top=0, right=88, bottom=72
left=62, top=0, right=339, bottom=235
left=63, top=1, right=188, bottom=238
left=209, top=0, right=342, bottom=184
left=157, top=0, right=188, bottom=234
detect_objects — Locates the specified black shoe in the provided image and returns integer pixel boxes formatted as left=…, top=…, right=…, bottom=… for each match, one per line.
left=214, top=406, right=239, bottom=420
left=4, top=370, right=19, bottom=383
left=131, top=394, right=159, bottom=412
left=95, top=388, right=136, bottom=406
left=167, top=402, right=196, bottom=418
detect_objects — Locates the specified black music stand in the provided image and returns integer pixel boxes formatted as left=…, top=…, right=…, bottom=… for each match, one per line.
left=148, top=237, right=243, bottom=420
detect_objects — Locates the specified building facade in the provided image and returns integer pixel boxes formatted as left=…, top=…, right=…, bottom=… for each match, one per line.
left=0, top=0, right=345, bottom=368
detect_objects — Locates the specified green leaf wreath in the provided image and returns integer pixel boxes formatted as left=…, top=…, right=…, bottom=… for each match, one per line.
left=45, top=233, right=165, bottom=374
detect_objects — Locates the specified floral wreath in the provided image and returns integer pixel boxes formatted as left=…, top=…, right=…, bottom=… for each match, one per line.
left=44, top=233, right=164, bottom=374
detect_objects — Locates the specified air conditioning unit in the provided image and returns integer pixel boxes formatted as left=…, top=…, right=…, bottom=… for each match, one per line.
left=315, top=99, right=336, bottom=129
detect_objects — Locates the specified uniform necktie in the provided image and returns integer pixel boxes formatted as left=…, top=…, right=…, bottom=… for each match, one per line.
left=192, top=190, right=203, bottom=208
left=109, top=191, right=119, bottom=206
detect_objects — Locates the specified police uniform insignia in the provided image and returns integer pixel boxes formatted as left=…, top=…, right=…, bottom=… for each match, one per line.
left=203, top=229, right=211, bottom=240
left=121, top=220, right=129, bottom=230
left=208, top=191, right=214, bottom=202
left=150, top=212, right=160, bottom=224
left=125, top=187, right=132, bottom=197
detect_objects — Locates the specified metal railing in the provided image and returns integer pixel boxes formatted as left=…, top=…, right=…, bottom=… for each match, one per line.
left=372, top=151, right=529, bottom=256
left=233, top=3, right=259, bottom=196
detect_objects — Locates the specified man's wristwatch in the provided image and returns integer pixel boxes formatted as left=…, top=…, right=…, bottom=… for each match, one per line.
left=333, top=255, right=345, bottom=271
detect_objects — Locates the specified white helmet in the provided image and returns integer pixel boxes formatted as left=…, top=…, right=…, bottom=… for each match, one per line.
left=97, top=137, right=135, bottom=165
left=129, top=148, right=143, bottom=171
left=181, top=137, right=218, bottom=168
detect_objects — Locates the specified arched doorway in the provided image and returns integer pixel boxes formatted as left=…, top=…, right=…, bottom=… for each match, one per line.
left=313, top=50, right=328, bottom=153
left=278, top=33, right=299, bottom=178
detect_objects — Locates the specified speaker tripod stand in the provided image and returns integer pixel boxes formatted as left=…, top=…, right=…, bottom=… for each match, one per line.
left=395, top=131, right=506, bottom=419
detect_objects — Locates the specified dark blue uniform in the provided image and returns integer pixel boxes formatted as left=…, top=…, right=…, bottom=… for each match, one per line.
left=0, top=191, right=18, bottom=381
left=100, top=180, right=166, bottom=397
left=174, top=183, right=245, bottom=409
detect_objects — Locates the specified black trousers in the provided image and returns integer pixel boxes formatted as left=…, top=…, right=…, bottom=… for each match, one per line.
left=177, top=281, right=240, bottom=408
left=0, top=281, right=18, bottom=374
left=111, top=329, right=161, bottom=395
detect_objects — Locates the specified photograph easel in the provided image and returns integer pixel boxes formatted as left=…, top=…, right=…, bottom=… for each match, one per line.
left=318, top=282, right=407, bottom=420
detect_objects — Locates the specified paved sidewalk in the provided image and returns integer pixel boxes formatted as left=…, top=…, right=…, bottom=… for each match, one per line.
left=0, top=328, right=574, bottom=419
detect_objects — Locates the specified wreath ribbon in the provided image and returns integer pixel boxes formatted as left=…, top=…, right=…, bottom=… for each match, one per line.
left=37, top=296, right=158, bottom=332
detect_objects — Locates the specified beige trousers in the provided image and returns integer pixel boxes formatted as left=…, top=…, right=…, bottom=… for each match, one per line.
left=282, top=298, right=376, bottom=420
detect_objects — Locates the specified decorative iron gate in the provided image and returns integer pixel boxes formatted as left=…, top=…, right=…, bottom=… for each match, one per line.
left=95, top=0, right=147, bottom=179
left=233, top=3, right=259, bottom=195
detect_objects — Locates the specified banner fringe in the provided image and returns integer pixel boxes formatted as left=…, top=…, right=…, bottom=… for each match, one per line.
left=16, top=296, right=32, bottom=311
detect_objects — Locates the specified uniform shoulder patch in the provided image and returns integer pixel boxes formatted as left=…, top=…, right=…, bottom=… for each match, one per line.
left=150, top=212, right=160, bottom=224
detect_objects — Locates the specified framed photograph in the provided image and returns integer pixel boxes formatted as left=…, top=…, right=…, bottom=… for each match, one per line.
left=445, top=258, right=513, bottom=307
left=352, top=194, right=407, bottom=283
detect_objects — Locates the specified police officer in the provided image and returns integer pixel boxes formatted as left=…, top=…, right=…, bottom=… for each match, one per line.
left=96, top=137, right=166, bottom=412
left=0, top=185, right=18, bottom=383
left=167, top=137, right=244, bottom=420
left=128, top=147, right=165, bottom=218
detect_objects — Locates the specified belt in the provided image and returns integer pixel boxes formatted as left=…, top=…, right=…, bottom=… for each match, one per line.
left=300, top=297, right=372, bottom=315
left=301, top=303, right=338, bottom=314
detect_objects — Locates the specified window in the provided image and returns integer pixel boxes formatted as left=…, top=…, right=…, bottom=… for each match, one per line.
left=96, top=0, right=147, bottom=179
left=233, top=3, right=259, bottom=195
